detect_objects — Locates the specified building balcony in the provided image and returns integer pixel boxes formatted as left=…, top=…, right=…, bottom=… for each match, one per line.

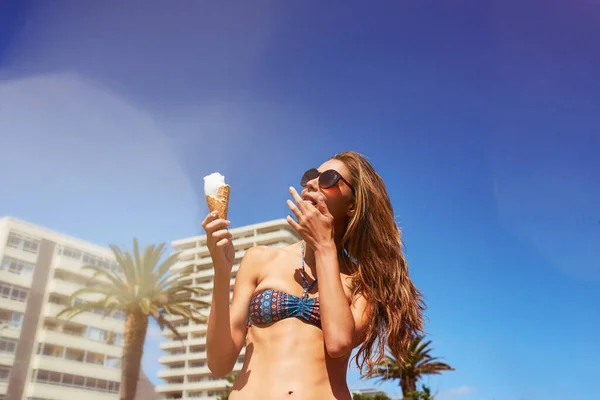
left=0, top=324, right=21, bottom=340
left=156, top=362, right=244, bottom=389
left=157, top=362, right=244, bottom=379
left=156, top=367, right=211, bottom=379
left=27, top=382, right=119, bottom=400
left=1, top=245, right=38, bottom=264
left=157, top=366, right=188, bottom=379
left=31, top=355, right=121, bottom=382
left=0, top=270, right=33, bottom=289
left=159, top=346, right=246, bottom=366
left=186, top=350, right=208, bottom=361
left=158, top=350, right=213, bottom=365
left=39, top=329, right=122, bottom=359
left=53, top=255, right=96, bottom=277
left=156, top=379, right=227, bottom=393
left=0, top=351, right=15, bottom=366
left=160, top=335, right=206, bottom=350
left=0, top=296, right=27, bottom=314
left=159, top=352, right=189, bottom=364
left=190, top=268, right=214, bottom=280
left=161, top=323, right=209, bottom=339
left=160, top=339, right=187, bottom=351
left=45, top=303, right=124, bottom=334
left=184, top=379, right=229, bottom=392
left=47, top=278, right=84, bottom=298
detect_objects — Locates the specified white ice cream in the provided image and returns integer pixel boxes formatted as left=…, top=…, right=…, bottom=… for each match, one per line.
left=203, top=172, right=226, bottom=197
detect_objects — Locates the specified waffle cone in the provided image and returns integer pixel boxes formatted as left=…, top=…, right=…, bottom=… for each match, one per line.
left=206, top=184, right=230, bottom=219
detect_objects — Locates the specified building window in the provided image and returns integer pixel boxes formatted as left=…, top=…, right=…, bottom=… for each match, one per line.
left=81, top=253, right=95, bottom=264
left=37, top=343, right=118, bottom=369
left=48, top=294, right=69, bottom=306
left=59, top=246, right=82, bottom=260
left=86, top=327, right=106, bottom=342
left=65, top=348, right=85, bottom=362
left=6, top=232, right=40, bottom=254
left=22, top=238, right=39, bottom=254
left=105, top=356, right=121, bottom=368
left=6, top=233, right=21, bottom=249
left=0, top=283, right=28, bottom=303
left=190, top=361, right=205, bottom=368
left=61, top=322, right=85, bottom=337
left=41, top=344, right=64, bottom=358
left=0, top=366, right=10, bottom=382
left=114, top=333, right=124, bottom=346
left=0, top=337, right=17, bottom=354
left=34, top=369, right=120, bottom=393
left=0, top=256, right=35, bottom=277
left=85, top=351, right=104, bottom=365
left=0, top=310, right=24, bottom=328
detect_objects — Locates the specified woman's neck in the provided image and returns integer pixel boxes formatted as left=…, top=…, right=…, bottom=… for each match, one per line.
left=301, top=219, right=347, bottom=270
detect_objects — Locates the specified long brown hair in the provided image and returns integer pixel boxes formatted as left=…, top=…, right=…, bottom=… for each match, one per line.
left=332, top=151, right=426, bottom=375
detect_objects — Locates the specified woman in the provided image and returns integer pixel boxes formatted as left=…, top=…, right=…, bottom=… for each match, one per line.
left=202, top=151, right=425, bottom=399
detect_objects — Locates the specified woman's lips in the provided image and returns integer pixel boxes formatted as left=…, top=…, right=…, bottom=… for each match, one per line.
left=302, top=194, right=318, bottom=206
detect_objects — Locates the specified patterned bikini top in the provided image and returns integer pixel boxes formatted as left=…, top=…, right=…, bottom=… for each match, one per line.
left=247, top=288, right=321, bottom=328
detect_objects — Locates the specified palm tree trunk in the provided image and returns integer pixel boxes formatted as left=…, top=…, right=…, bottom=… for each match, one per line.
left=120, top=312, right=148, bottom=400
left=400, top=376, right=416, bottom=397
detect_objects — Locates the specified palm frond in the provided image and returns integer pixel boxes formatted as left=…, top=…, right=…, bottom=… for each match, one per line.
left=81, top=265, right=128, bottom=293
left=132, top=238, right=143, bottom=290
left=140, top=297, right=151, bottom=315
left=56, top=300, right=107, bottom=319
left=166, top=298, right=210, bottom=309
left=68, top=285, right=119, bottom=301
left=163, top=285, right=206, bottom=297
left=155, top=314, right=186, bottom=343
left=109, top=244, right=137, bottom=288
left=155, top=250, right=180, bottom=280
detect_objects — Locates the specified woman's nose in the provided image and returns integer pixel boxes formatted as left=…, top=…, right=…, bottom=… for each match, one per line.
left=305, top=176, right=319, bottom=191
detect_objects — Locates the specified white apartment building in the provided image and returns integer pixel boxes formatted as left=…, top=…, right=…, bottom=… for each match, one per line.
left=0, top=217, right=155, bottom=400
left=156, top=219, right=300, bottom=399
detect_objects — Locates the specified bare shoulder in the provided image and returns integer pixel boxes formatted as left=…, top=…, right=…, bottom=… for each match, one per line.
left=242, top=245, right=278, bottom=261
left=239, top=245, right=279, bottom=272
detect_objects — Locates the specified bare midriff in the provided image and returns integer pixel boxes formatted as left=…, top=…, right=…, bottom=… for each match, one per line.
left=229, top=318, right=351, bottom=400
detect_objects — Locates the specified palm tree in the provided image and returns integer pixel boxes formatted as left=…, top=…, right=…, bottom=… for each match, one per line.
left=57, top=239, right=209, bottom=400
left=366, top=335, right=454, bottom=397
left=404, top=385, right=435, bottom=400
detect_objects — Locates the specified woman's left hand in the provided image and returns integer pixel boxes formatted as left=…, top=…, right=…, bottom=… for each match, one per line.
left=286, top=186, right=335, bottom=251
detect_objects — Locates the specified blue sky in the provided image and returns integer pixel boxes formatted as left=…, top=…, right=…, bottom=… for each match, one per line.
left=1, top=1, right=599, bottom=399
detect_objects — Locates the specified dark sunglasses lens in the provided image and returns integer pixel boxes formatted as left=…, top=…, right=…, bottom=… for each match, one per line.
left=300, top=169, right=320, bottom=186
left=319, top=170, right=340, bottom=188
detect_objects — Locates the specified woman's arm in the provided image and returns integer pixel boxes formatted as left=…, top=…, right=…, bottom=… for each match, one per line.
left=202, top=212, right=264, bottom=377
left=206, top=246, right=262, bottom=377
left=285, top=187, right=372, bottom=358
left=314, top=242, right=355, bottom=357
left=314, top=242, right=372, bottom=358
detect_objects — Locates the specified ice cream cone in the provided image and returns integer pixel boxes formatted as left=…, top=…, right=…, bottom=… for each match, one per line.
left=206, top=184, right=230, bottom=219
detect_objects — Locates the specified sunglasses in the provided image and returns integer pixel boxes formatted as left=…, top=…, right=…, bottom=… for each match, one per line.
left=300, top=168, right=355, bottom=193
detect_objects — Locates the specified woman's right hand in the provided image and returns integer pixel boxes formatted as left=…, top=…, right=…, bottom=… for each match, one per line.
left=202, top=211, right=235, bottom=275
